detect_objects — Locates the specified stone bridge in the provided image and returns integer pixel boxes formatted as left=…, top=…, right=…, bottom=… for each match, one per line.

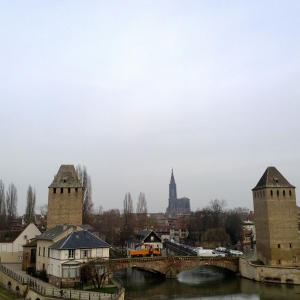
left=109, top=256, right=239, bottom=278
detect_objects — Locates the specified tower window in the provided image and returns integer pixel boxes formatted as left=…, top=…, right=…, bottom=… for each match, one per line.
left=278, top=244, right=281, bottom=248
left=270, top=190, right=273, bottom=196
left=53, top=188, right=56, bottom=194
left=68, top=188, right=71, bottom=194
left=61, top=188, right=63, bottom=194
left=289, top=190, right=292, bottom=196
left=277, top=190, right=279, bottom=196
left=290, top=243, right=292, bottom=248
left=283, top=190, right=285, bottom=197
left=75, top=188, right=78, bottom=193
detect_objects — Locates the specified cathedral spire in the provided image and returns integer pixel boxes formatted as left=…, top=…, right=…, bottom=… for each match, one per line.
left=170, top=168, right=176, bottom=185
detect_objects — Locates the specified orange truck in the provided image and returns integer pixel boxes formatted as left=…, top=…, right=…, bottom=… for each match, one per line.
left=128, top=243, right=161, bottom=258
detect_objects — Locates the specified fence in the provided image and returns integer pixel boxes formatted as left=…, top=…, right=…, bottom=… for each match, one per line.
left=0, top=264, right=124, bottom=300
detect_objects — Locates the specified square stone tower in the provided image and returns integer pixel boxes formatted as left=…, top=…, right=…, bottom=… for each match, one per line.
left=252, top=166, right=300, bottom=266
left=47, top=165, right=83, bottom=230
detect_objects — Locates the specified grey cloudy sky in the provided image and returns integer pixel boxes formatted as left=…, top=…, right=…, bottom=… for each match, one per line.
left=1, top=1, right=300, bottom=216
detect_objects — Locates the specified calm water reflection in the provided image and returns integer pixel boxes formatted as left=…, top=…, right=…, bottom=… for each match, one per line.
left=115, top=266, right=300, bottom=300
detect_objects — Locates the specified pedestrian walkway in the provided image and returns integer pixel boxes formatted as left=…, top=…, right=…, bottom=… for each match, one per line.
left=2, top=263, right=54, bottom=288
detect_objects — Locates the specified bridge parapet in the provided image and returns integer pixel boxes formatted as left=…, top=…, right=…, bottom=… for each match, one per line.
left=110, top=256, right=239, bottom=278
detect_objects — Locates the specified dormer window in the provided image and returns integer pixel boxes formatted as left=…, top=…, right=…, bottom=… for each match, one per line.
left=274, top=177, right=278, bottom=183
left=63, top=177, right=68, bottom=183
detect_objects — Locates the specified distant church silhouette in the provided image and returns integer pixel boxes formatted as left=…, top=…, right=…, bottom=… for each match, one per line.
left=165, top=169, right=191, bottom=217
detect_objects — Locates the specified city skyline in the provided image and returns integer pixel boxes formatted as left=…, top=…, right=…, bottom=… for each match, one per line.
left=1, top=1, right=300, bottom=215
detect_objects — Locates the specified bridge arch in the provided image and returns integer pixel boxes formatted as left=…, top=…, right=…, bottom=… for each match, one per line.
left=110, top=256, right=239, bottom=278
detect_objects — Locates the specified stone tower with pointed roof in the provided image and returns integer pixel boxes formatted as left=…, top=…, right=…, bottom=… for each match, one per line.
left=252, top=166, right=300, bottom=266
left=165, top=169, right=190, bottom=217
left=47, top=165, right=83, bottom=230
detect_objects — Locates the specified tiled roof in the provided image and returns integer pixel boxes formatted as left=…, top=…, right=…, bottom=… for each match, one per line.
left=0, top=230, right=21, bottom=243
left=49, top=230, right=110, bottom=249
left=48, top=165, right=82, bottom=188
left=36, top=225, right=77, bottom=241
left=253, top=166, right=295, bottom=190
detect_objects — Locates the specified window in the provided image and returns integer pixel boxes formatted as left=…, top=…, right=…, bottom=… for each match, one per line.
left=283, top=190, right=286, bottom=197
left=289, top=190, right=292, bottom=196
left=290, top=243, right=292, bottom=248
left=48, top=248, right=50, bottom=257
left=53, top=188, right=56, bottom=194
left=277, top=190, right=279, bottom=196
left=68, top=249, right=75, bottom=259
left=278, top=244, right=281, bottom=248
left=18, top=256, right=22, bottom=261
left=18, top=244, right=23, bottom=252
left=68, top=188, right=71, bottom=194
left=75, top=188, right=78, bottom=193
left=81, top=250, right=91, bottom=258
left=61, top=188, right=63, bottom=194
left=38, top=247, right=41, bottom=256
left=151, top=236, right=154, bottom=241
left=270, top=190, right=273, bottom=196
left=43, top=247, right=45, bottom=257
left=96, top=248, right=103, bottom=257
left=1, top=245, right=7, bottom=252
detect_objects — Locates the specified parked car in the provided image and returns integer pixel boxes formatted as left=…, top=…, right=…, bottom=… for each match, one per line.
left=215, top=247, right=226, bottom=252
left=230, top=250, right=243, bottom=256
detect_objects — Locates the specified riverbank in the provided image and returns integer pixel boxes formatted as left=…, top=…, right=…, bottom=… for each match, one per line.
left=240, top=257, right=300, bottom=284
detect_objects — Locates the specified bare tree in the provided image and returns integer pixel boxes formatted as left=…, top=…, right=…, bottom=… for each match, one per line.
left=121, top=192, right=135, bottom=245
left=136, top=192, right=147, bottom=213
left=24, top=185, right=36, bottom=225
left=6, top=183, right=18, bottom=227
left=76, top=165, right=94, bottom=224
left=82, top=258, right=111, bottom=289
left=207, top=199, right=227, bottom=228
left=0, top=180, right=6, bottom=229
left=92, top=208, right=122, bottom=245
left=136, top=192, right=148, bottom=230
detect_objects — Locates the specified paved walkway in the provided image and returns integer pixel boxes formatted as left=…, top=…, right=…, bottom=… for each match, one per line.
left=2, top=263, right=55, bottom=289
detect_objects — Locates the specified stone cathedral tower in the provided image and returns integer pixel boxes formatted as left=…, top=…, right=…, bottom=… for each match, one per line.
left=47, top=165, right=83, bottom=230
left=252, top=166, right=300, bottom=266
left=165, top=169, right=190, bottom=217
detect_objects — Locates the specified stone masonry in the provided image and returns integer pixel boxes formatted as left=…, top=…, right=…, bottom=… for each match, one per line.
left=252, top=166, right=300, bottom=266
left=47, top=165, right=83, bottom=230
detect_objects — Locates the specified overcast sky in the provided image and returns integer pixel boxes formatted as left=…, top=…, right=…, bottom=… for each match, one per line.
left=1, top=1, right=300, bottom=216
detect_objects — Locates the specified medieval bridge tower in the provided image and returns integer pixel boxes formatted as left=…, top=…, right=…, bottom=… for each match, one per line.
left=252, top=166, right=300, bottom=266
left=47, top=165, right=83, bottom=230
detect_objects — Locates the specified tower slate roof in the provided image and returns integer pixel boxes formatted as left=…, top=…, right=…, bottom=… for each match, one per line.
left=170, top=169, right=176, bottom=185
left=252, top=166, right=295, bottom=190
left=48, top=165, right=82, bottom=188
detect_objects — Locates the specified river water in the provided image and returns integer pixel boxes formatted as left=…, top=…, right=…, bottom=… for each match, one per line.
left=115, top=266, right=300, bottom=300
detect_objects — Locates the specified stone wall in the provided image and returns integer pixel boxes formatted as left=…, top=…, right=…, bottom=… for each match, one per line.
left=47, top=186, right=83, bottom=229
left=240, top=257, right=300, bottom=284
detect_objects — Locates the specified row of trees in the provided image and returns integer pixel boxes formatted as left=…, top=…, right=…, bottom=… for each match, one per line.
left=0, top=180, right=37, bottom=230
left=184, top=199, right=249, bottom=247
left=0, top=180, right=19, bottom=229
